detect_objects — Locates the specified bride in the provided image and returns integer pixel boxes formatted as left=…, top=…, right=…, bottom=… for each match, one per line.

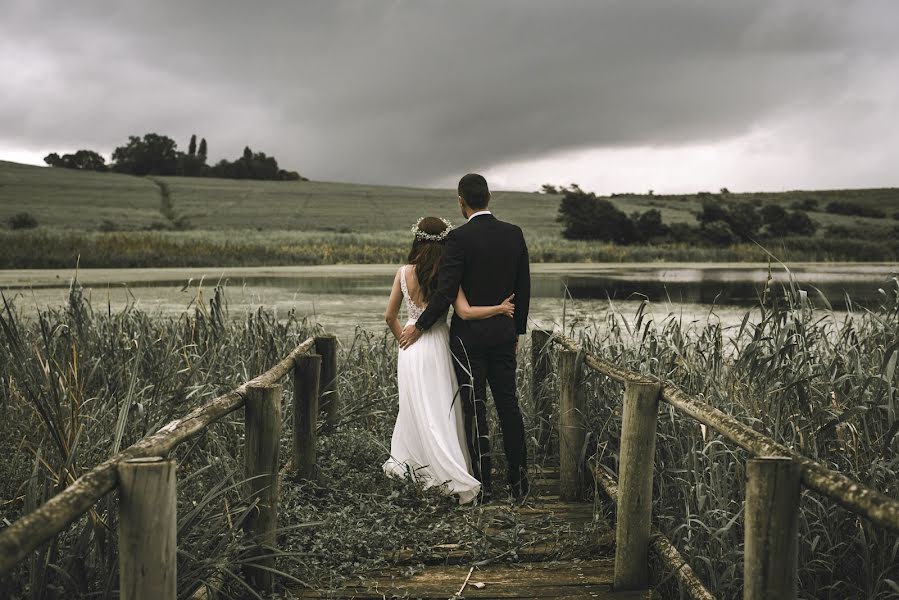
left=382, top=216, right=515, bottom=504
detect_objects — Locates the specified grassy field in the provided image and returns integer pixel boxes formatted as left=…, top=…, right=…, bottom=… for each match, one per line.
left=0, top=161, right=162, bottom=230
left=2, top=160, right=898, bottom=266
left=0, top=161, right=561, bottom=236
left=162, top=175, right=563, bottom=235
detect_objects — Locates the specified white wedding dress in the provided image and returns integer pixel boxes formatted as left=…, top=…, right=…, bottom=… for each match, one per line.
left=382, top=266, right=481, bottom=504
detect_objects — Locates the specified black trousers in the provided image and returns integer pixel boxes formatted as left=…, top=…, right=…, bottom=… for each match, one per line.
left=450, top=335, right=528, bottom=494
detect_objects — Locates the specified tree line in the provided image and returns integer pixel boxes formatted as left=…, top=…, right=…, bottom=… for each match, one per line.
left=44, top=133, right=306, bottom=181
left=554, top=185, right=821, bottom=246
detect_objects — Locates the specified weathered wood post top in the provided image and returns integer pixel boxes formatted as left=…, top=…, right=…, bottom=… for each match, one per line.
left=118, top=456, right=177, bottom=600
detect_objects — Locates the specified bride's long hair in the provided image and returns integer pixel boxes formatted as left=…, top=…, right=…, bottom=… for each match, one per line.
left=408, top=217, right=450, bottom=302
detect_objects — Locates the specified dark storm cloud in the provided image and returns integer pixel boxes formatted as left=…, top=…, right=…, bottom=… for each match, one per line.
left=2, top=0, right=897, bottom=185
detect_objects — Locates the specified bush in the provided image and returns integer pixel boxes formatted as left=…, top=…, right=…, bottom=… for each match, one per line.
left=98, top=219, right=117, bottom=232
left=700, top=220, right=736, bottom=246
left=277, top=169, right=307, bottom=181
left=557, top=188, right=637, bottom=243
left=698, top=200, right=760, bottom=242
left=763, top=207, right=817, bottom=237
left=8, top=212, right=38, bottom=230
left=697, top=200, right=728, bottom=225
left=783, top=210, right=818, bottom=236
left=825, top=201, right=886, bottom=219
left=633, top=209, right=668, bottom=242
left=760, top=204, right=788, bottom=226
left=727, top=203, right=762, bottom=240
left=668, top=223, right=702, bottom=243
left=791, top=198, right=819, bottom=211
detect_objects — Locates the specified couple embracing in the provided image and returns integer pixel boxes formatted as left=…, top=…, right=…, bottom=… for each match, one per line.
left=383, top=173, right=530, bottom=505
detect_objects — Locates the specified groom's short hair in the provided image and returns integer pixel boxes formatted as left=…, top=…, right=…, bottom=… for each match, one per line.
left=458, top=173, right=490, bottom=210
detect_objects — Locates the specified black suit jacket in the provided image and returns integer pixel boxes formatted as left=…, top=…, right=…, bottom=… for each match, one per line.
left=416, top=214, right=530, bottom=347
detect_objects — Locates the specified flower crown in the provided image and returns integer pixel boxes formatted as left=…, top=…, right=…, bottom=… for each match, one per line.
left=410, top=217, right=453, bottom=242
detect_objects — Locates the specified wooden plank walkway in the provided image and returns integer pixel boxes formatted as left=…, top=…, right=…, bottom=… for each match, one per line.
left=295, top=467, right=654, bottom=599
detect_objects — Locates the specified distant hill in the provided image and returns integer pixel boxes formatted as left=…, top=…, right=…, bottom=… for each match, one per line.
left=2, top=160, right=897, bottom=237
left=1, top=159, right=898, bottom=267
left=0, top=160, right=162, bottom=230
left=0, top=160, right=559, bottom=236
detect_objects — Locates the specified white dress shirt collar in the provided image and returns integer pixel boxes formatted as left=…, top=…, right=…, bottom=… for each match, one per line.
left=468, top=210, right=492, bottom=221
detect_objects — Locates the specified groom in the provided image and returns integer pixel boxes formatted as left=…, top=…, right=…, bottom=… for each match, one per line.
left=400, top=173, right=531, bottom=500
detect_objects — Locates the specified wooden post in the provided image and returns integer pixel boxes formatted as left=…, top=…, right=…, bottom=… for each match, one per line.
left=118, top=457, right=177, bottom=600
left=314, top=335, right=340, bottom=429
left=614, top=380, right=661, bottom=591
left=293, top=354, right=321, bottom=480
left=531, top=329, right=553, bottom=456
left=243, top=384, right=282, bottom=593
left=559, top=348, right=586, bottom=500
left=745, top=456, right=801, bottom=600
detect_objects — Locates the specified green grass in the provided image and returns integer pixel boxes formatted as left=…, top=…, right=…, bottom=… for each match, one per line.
left=0, top=161, right=562, bottom=237
left=162, top=175, right=563, bottom=236
left=0, top=161, right=163, bottom=230
left=2, top=160, right=898, bottom=266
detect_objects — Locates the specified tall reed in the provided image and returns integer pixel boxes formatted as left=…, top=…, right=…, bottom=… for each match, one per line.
left=557, top=272, right=899, bottom=598
left=0, top=283, right=588, bottom=598
left=3, top=270, right=897, bottom=598
left=0, top=280, right=322, bottom=598
left=2, top=228, right=896, bottom=268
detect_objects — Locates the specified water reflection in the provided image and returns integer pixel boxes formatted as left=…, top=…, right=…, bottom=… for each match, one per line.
left=557, top=274, right=884, bottom=307
left=561, top=265, right=896, bottom=308
left=2, top=264, right=895, bottom=339
left=94, top=266, right=894, bottom=309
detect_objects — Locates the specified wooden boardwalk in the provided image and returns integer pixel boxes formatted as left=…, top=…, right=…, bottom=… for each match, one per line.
left=295, top=467, right=654, bottom=599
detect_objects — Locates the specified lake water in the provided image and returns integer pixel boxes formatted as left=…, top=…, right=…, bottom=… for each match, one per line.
left=1, top=263, right=896, bottom=339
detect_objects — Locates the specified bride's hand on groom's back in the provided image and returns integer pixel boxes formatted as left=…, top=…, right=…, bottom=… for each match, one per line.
left=499, top=294, right=516, bottom=318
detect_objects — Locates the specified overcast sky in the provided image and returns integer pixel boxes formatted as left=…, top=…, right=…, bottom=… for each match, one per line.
left=2, top=0, right=898, bottom=194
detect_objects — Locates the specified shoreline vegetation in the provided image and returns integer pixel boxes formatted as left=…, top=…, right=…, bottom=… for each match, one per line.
left=2, top=229, right=897, bottom=269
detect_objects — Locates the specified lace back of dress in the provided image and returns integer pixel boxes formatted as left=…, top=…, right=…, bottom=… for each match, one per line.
left=400, top=266, right=425, bottom=321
